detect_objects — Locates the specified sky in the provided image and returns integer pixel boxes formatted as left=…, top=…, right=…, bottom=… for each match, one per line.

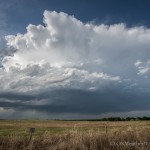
left=1, top=0, right=150, bottom=119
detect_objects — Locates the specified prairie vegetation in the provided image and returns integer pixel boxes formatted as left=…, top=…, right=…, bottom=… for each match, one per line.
left=0, top=120, right=150, bottom=150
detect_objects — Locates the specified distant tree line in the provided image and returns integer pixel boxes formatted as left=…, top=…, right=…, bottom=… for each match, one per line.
left=62, top=117, right=150, bottom=121
left=83, top=117, right=150, bottom=121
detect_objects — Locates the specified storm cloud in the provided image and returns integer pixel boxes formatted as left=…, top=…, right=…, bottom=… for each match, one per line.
left=0, top=11, right=150, bottom=119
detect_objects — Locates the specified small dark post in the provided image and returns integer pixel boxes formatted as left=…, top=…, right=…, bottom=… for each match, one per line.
left=105, top=125, right=108, bottom=134
left=29, top=128, right=35, bottom=142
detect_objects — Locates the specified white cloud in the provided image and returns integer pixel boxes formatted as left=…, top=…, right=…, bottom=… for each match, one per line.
left=1, top=10, right=150, bottom=118
left=4, top=11, right=150, bottom=72
left=2, top=10, right=150, bottom=93
left=135, top=60, right=150, bottom=76
left=0, top=62, right=120, bottom=92
left=0, top=10, right=127, bottom=92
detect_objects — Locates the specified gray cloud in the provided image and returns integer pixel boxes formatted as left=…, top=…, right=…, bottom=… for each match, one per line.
left=0, top=87, right=150, bottom=118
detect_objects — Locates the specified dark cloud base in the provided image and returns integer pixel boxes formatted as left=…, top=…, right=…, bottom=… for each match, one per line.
left=0, top=88, right=150, bottom=116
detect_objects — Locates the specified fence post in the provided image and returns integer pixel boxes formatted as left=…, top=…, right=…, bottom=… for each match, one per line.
left=105, top=125, right=108, bottom=134
left=29, top=128, right=35, bottom=143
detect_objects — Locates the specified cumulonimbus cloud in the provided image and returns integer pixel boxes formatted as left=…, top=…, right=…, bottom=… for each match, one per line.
left=0, top=10, right=150, bottom=118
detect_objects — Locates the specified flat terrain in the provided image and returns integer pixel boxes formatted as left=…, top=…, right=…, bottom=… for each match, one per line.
left=0, top=120, right=150, bottom=150
left=0, top=120, right=150, bottom=136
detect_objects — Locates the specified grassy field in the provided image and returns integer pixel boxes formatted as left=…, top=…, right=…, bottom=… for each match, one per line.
left=0, top=120, right=150, bottom=149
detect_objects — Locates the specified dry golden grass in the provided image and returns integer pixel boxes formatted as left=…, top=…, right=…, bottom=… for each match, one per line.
left=0, top=120, right=150, bottom=150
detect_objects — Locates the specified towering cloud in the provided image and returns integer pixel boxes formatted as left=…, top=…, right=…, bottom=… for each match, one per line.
left=0, top=11, right=150, bottom=119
